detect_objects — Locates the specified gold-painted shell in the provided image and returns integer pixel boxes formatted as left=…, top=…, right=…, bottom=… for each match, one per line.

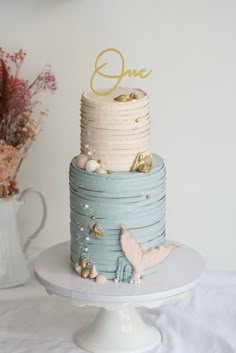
left=79, top=257, right=87, bottom=268
left=131, top=153, right=152, bottom=173
left=78, top=256, right=94, bottom=279
left=81, top=268, right=91, bottom=278
left=114, top=92, right=138, bottom=102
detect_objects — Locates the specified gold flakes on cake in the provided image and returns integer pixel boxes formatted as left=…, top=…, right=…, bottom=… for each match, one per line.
left=89, top=223, right=104, bottom=238
left=114, top=92, right=138, bottom=102
left=131, top=152, right=152, bottom=173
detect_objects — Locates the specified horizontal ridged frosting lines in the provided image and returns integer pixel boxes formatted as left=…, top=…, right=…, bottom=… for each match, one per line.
left=70, top=154, right=166, bottom=280
left=80, top=88, right=151, bottom=171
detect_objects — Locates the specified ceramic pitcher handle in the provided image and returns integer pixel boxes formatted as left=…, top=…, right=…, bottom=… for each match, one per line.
left=19, top=188, right=47, bottom=253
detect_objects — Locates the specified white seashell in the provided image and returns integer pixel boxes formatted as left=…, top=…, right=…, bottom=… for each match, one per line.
left=76, top=154, right=89, bottom=169
left=96, top=168, right=108, bottom=175
left=95, top=275, right=107, bottom=284
left=75, top=265, right=82, bottom=276
left=86, top=160, right=99, bottom=172
left=89, top=265, right=98, bottom=279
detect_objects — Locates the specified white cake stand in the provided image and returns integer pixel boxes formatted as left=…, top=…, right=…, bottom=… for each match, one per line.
left=34, top=241, right=205, bottom=353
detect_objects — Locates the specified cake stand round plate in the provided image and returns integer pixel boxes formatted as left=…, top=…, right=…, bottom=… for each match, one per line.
left=34, top=241, right=205, bottom=353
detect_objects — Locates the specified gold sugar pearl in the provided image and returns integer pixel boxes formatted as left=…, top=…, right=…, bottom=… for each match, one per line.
left=135, top=118, right=139, bottom=123
left=107, top=170, right=112, bottom=174
left=97, top=159, right=102, bottom=164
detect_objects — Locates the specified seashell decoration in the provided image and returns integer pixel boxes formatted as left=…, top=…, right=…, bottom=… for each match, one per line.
left=81, top=268, right=91, bottom=278
left=75, top=257, right=103, bottom=282
left=74, top=264, right=82, bottom=275
left=76, top=154, right=89, bottom=169
left=131, top=152, right=152, bottom=173
left=96, top=275, right=107, bottom=284
left=79, top=257, right=87, bottom=268
left=76, top=154, right=113, bottom=175
left=86, top=160, right=99, bottom=172
left=96, top=167, right=108, bottom=175
left=89, top=265, right=98, bottom=279
left=114, top=92, right=138, bottom=102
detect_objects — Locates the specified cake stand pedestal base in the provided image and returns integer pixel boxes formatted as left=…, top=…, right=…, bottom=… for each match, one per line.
left=74, top=306, right=161, bottom=353
left=34, top=241, right=205, bottom=353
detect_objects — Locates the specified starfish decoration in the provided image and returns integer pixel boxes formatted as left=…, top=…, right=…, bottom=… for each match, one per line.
left=88, top=223, right=104, bottom=239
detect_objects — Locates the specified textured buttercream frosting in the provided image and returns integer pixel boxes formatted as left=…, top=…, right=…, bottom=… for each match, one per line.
left=80, top=88, right=151, bottom=172
left=70, top=154, right=166, bottom=281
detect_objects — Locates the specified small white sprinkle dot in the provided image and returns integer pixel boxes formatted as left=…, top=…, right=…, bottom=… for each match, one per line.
left=86, top=237, right=90, bottom=241
left=80, top=227, right=84, bottom=231
left=114, top=278, right=119, bottom=283
left=84, top=248, right=88, bottom=252
left=85, top=205, right=89, bottom=209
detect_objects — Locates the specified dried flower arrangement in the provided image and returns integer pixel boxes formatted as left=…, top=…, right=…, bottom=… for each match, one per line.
left=0, top=48, right=57, bottom=198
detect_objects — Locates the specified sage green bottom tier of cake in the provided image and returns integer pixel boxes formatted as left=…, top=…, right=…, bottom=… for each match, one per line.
left=70, top=154, right=166, bottom=282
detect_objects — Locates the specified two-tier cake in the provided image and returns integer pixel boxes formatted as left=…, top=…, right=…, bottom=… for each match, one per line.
left=69, top=88, right=176, bottom=284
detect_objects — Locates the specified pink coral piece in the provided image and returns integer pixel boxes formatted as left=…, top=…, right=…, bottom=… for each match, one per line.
left=120, top=226, right=178, bottom=280
left=95, top=275, right=107, bottom=284
left=76, top=154, right=89, bottom=169
left=96, top=168, right=108, bottom=175
left=89, top=265, right=98, bottom=279
left=74, top=263, right=82, bottom=276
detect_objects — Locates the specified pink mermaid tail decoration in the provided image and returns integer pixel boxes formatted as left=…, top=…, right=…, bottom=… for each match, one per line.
left=120, top=226, right=178, bottom=280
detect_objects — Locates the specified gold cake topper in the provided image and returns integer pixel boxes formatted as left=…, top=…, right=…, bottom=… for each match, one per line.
left=90, top=48, right=152, bottom=96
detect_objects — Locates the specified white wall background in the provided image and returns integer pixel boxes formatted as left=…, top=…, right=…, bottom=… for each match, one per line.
left=0, top=0, right=236, bottom=270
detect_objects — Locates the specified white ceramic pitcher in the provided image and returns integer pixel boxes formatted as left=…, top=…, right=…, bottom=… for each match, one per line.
left=0, top=188, right=47, bottom=288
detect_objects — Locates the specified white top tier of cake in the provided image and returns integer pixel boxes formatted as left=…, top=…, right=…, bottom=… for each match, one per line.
left=80, top=88, right=151, bottom=172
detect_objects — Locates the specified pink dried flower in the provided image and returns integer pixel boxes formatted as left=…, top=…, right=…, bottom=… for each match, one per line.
left=29, top=66, right=57, bottom=96
left=0, top=48, right=57, bottom=193
left=0, top=141, right=24, bottom=182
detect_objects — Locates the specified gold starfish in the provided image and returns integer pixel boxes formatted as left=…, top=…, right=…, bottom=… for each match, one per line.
left=89, top=223, right=104, bottom=238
